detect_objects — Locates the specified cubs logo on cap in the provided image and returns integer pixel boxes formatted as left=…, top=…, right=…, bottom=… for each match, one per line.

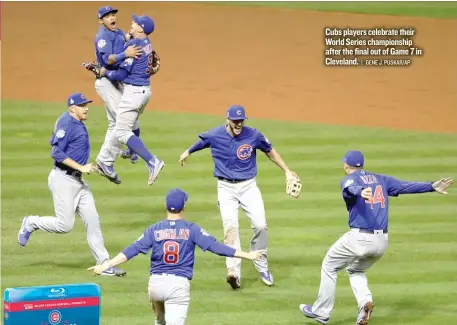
left=98, top=6, right=118, bottom=19
left=226, top=105, right=248, bottom=120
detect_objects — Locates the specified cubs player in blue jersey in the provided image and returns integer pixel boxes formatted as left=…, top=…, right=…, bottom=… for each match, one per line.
left=91, top=6, right=144, bottom=184
left=299, top=150, right=454, bottom=325
left=178, top=105, right=302, bottom=290
left=95, top=14, right=164, bottom=186
left=88, top=188, right=265, bottom=325
left=17, top=93, right=126, bottom=277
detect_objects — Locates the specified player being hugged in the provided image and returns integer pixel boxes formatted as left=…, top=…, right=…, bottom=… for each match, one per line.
left=90, top=14, right=164, bottom=185
left=88, top=188, right=265, bottom=325
left=85, top=6, right=144, bottom=184
left=299, top=150, right=454, bottom=325
left=178, top=105, right=302, bottom=289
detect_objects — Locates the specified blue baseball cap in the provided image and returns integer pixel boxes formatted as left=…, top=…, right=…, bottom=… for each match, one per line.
left=341, top=150, right=364, bottom=167
left=132, top=14, right=155, bottom=35
left=98, top=6, right=118, bottom=19
left=67, top=93, right=93, bottom=107
left=226, top=105, right=248, bottom=120
left=166, top=188, right=188, bottom=212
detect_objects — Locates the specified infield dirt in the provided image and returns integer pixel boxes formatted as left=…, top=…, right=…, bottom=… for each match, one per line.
left=3, top=2, right=456, bottom=133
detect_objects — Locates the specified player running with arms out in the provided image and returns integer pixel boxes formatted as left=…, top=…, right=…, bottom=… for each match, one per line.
left=88, top=188, right=265, bottom=325
left=17, top=93, right=126, bottom=277
left=178, top=105, right=302, bottom=290
left=91, top=14, right=164, bottom=185
left=88, top=6, right=144, bottom=184
left=299, top=150, right=454, bottom=325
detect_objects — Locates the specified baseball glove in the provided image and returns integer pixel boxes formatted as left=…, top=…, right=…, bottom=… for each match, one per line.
left=150, top=51, right=161, bottom=75
left=82, top=61, right=102, bottom=79
left=286, top=172, right=302, bottom=198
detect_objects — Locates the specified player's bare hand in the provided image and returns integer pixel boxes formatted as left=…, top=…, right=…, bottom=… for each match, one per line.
left=125, top=45, right=143, bottom=59
left=87, top=261, right=111, bottom=275
left=99, top=67, right=106, bottom=77
left=125, top=32, right=132, bottom=41
left=245, top=249, right=267, bottom=261
left=361, top=187, right=372, bottom=201
left=432, top=177, right=454, bottom=194
left=80, top=163, right=95, bottom=174
left=285, top=170, right=299, bottom=181
left=179, top=150, right=190, bottom=166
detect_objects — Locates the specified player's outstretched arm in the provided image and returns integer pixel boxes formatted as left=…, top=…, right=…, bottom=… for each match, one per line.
left=206, top=241, right=266, bottom=261
left=385, top=175, right=454, bottom=196
left=87, top=252, right=128, bottom=275
left=264, top=148, right=298, bottom=180
left=179, top=135, right=211, bottom=166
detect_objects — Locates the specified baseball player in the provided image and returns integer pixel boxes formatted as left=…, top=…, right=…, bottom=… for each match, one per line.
left=92, top=6, right=143, bottom=184
left=178, top=105, right=301, bottom=289
left=93, top=14, right=164, bottom=185
left=87, top=188, right=265, bottom=325
left=17, top=93, right=126, bottom=277
left=299, top=150, right=454, bottom=325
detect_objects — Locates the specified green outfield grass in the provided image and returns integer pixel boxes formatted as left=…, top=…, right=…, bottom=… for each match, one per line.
left=2, top=100, right=457, bottom=325
left=212, top=1, right=457, bottom=19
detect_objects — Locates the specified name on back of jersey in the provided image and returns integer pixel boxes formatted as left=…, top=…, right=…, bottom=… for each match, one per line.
left=359, top=175, right=379, bottom=184
left=155, top=228, right=190, bottom=241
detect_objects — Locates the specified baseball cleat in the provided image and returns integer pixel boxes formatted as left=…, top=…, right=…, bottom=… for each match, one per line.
left=226, top=274, right=241, bottom=290
left=95, top=159, right=121, bottom=184
left=299, top=304, right=329, bottom=324
left=120, top=149, right=139, bottom=164
left=260, top=271, right=274, bottom=286
left=147, top=157, right=165, bottom=185
left=18, top=217, right=33, bottom=247
left=101, top=267, right=127, bottom=277
left=356, top=301, right=374, bottom=325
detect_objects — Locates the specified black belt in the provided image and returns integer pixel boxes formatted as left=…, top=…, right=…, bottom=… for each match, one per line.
left=55, top=162, right=82, bottom=179
left=357, top=228, right=388, bottom=234
left=217, top=177, right=247, bottom=184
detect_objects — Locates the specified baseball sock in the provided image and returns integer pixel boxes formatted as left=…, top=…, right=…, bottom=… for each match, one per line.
left=126, top=135, right=154, bottom=165
left=128, top=128, right=141, bottom=156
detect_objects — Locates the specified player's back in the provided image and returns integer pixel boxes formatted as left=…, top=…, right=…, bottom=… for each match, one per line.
left=342, top=170, right=391, bottom=231
left=121, top=37, right=154, bottom=86
left=149, top=219, right=198, bottom=280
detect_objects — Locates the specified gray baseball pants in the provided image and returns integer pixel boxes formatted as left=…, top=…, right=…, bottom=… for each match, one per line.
left=311, top=228, right=388, bottom=318
left=24, top=168, right=110, bottom=265
left=148, top=273, right=191, bottom=325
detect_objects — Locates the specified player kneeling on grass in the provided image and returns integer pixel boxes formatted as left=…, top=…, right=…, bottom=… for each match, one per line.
left=88, top=188, right=265, bottom=325
left=299, top=150, right=454, bottom=325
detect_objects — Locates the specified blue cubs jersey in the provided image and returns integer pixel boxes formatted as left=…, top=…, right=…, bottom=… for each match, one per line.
left=119, top=37, right=155, bottom=86
left=94, top=26, right=126, bottom=69
left=123, top=219, right=218, bottom=280
left=198, top=125, right=272, bottom=180
left=341, top=169, right=434, bottom=231
left=50, top=112, right=90, bottom=165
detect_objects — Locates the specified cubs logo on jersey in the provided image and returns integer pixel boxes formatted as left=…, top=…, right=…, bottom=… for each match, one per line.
left=237, top=144, right=253, bottom=160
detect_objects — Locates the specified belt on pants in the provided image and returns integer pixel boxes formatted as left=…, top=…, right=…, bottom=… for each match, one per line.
left=217, top=177, right=247, bottom=184
left=55, top=162, right=82, bottom=179
left=354, top=228, right=388, bottom=234
left=151, top=273, right=188, bottom=280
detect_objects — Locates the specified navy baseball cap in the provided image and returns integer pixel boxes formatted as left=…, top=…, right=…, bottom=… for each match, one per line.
left=67, top=93, right=93, bottom=107
left=98, top=6, right=118, bottom=19
left=132, top=14, right=155, bottom=35
left=226, top=105, right=248, bottom=120
left=342, top=150, right=364, bottom=167
left=166, top=188, right=188, bottom=212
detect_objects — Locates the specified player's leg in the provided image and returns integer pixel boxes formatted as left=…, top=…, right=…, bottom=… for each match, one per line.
left=75, top=182, right=126, bottom=276
left=217, top=180, right=242, bottom=289
left=114, top=85, right=164, bottom=185
left=163, top=276, right=191, bottom=325
left=237, top=179, right=272, bottom=285
left=18, top=169, right=80, bottom=246
left=151, top=301, right=166, bottom=325
left=94, top=78, right=123, bottom=183
left=299, top=231, right=358, bottom=323
left=347, top=234, right=388, bottom=325
left=120, top=121, right=140, bottom=164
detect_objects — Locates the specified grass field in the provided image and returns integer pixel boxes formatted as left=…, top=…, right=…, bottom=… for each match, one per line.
left=212, top=1, right=457, bottom=19
left=2, top=99, right=457, bottom=325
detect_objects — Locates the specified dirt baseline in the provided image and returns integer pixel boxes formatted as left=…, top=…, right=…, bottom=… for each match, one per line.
left=2, top=2, right=456, bottom=134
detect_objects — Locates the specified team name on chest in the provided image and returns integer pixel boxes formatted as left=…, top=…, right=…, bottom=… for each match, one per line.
left=154, top=229, right=190, bottom=241
left=359, top=175, right=378, bottom=184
